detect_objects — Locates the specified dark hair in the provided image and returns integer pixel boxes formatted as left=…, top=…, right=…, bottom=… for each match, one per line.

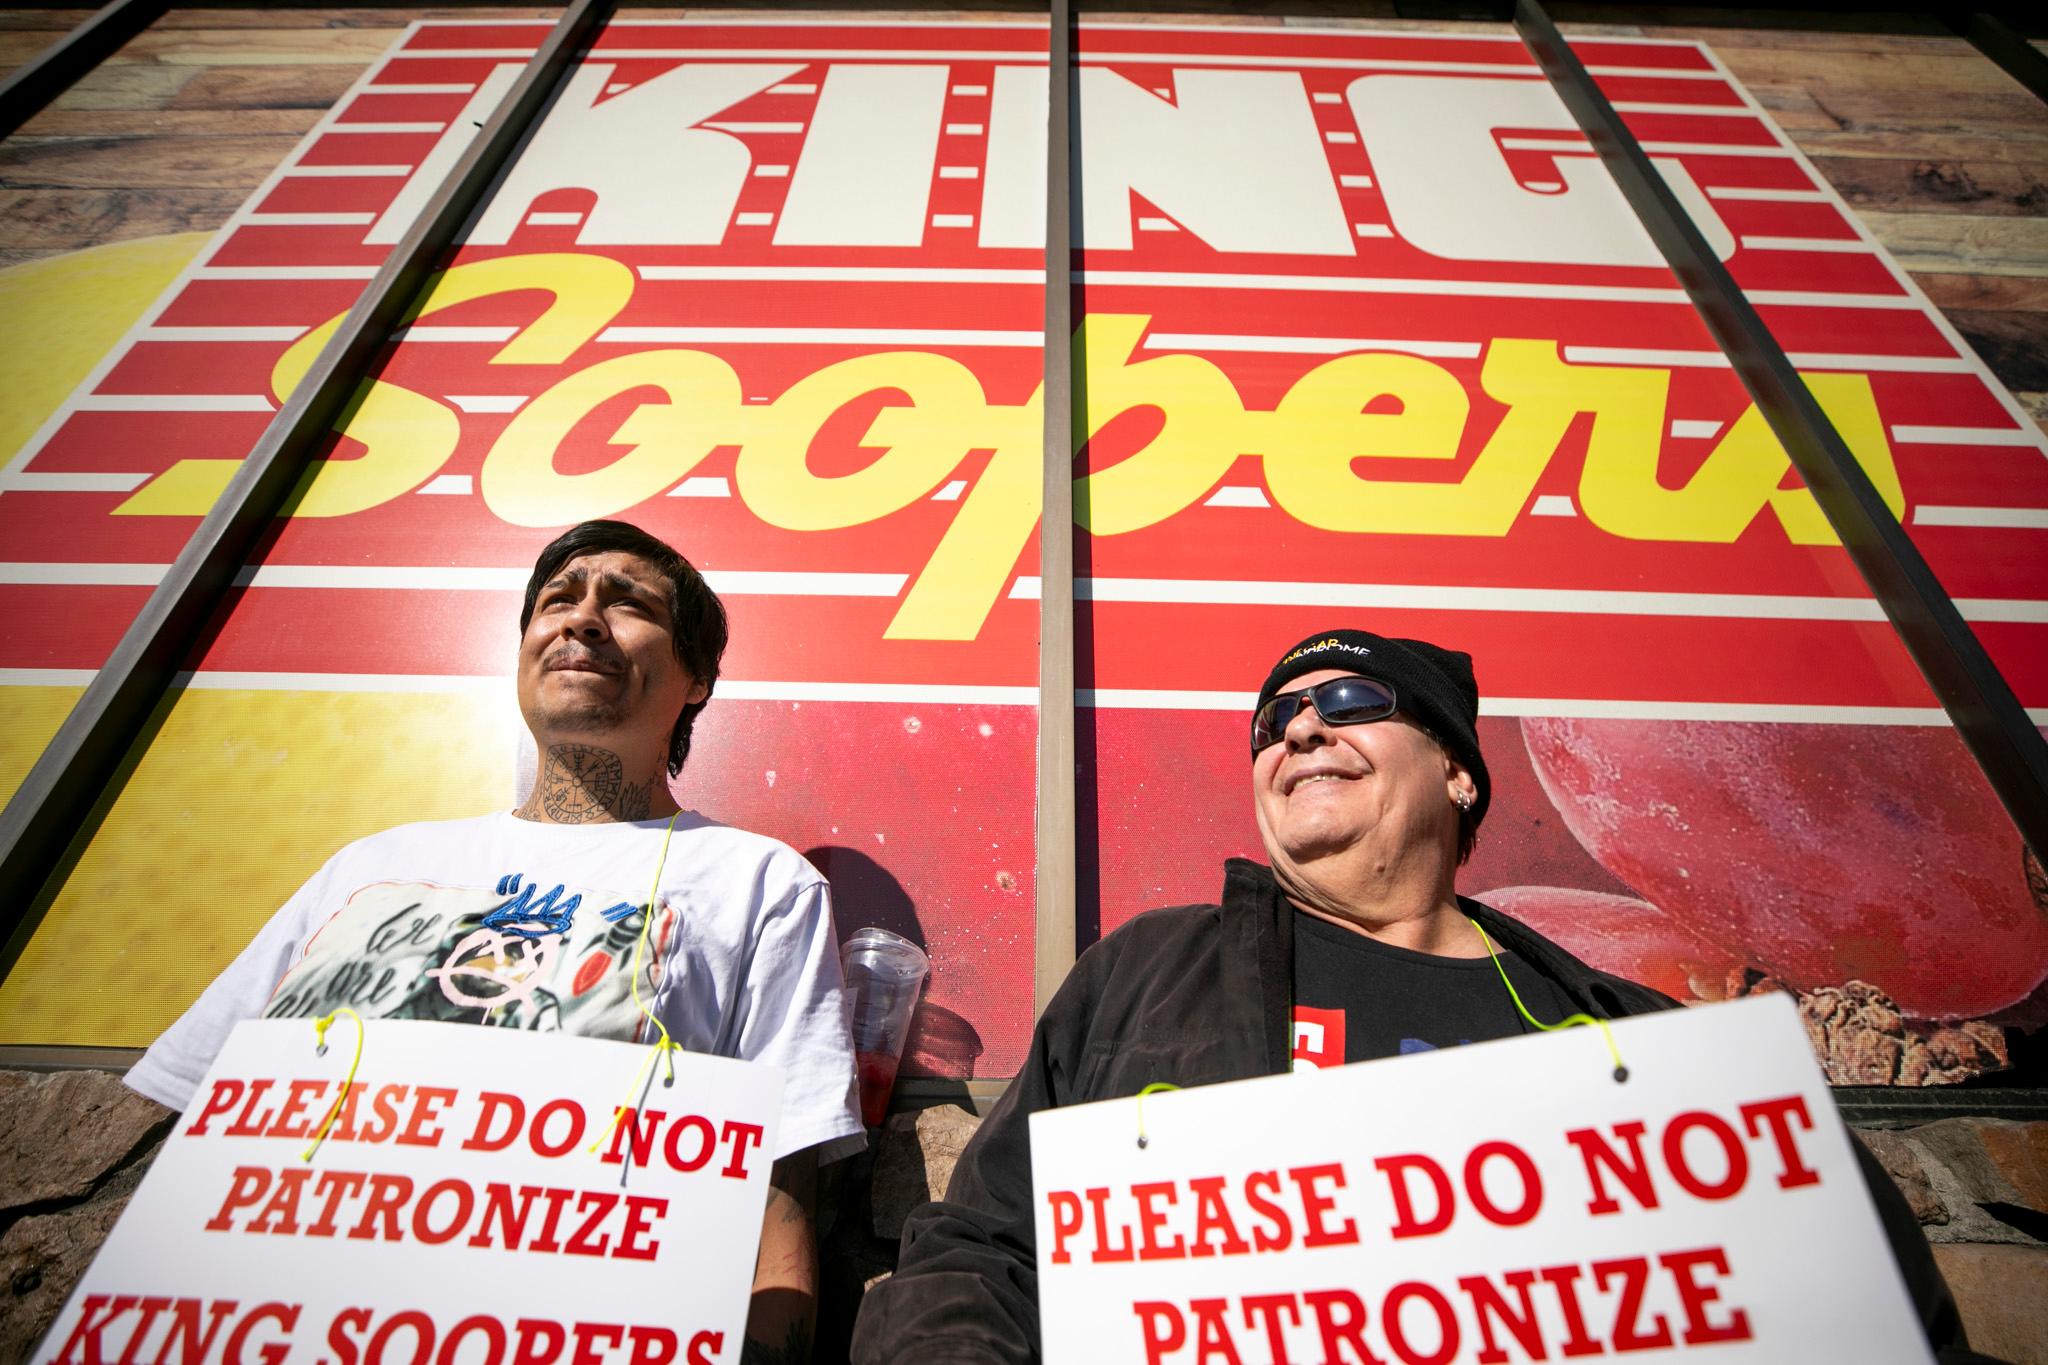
left=520, top=520, right=728, bottom=776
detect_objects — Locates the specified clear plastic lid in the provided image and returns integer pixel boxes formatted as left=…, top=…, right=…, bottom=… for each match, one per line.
left=840, top=927, right=930, bottom=980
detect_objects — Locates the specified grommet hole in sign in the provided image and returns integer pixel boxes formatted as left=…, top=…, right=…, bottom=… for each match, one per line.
left=1135, top=1083, right=1180, bottom=1150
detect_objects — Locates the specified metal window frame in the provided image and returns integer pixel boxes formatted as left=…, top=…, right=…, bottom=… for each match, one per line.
left=0, top=0, right=168, bottom=141
left=1035, top=0, right=1080, bottom=1014
left=1950, top=8, right=2048, bottom=106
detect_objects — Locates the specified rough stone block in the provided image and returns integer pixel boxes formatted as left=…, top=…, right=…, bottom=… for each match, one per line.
left=1975, top=1121, right=2048, bottom=1214
left=1858, top=1128, right=1946, bottom=1225
left=1915, top=1119, right=2038, bottom=1204
left=870, top=1104, right=981, bottom=1241
left=1909, top=1118, right=2048, bottom=1244
left=0, top=1070, right=171, bottom=1211
left=0, top=1196, right=135, bottom=1363
left=1933, top=1244, right=2048, bottom=1365
left=0, top=1130, right=160, bottom=1364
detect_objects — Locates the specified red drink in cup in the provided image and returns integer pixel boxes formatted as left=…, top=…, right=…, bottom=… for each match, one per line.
left=855, top=1050, right=902, bottom=1127
left=840, top=928, right=930, bottom=1126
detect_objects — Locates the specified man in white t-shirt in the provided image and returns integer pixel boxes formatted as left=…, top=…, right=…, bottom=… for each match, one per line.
left=129, top=519, right=862, bottom=1365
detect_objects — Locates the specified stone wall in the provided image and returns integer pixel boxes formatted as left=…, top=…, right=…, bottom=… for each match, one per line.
left=1857, top=1118, right=2048, bottom=1364
left=3, top=1074, right=2043, bottom=1364
left=0, top=1071, right=173, bottom=1365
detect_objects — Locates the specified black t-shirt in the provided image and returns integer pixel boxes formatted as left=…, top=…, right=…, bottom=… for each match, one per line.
left=1290, top=909, right=1580, bottom=1069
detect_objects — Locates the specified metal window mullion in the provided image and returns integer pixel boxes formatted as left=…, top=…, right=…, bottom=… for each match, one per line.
left=1512, top=0, right=2048, bottom=859
left=1953, top=11, right=2048, bottom=108
left=0, top=0, right=618, bottom=964
left=0, top=0, right=168, bottom=142
left=1035, top=0, right=1079, bottom=1016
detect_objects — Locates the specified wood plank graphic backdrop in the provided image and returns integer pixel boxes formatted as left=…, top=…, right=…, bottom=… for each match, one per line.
left=0, top=8, right=2042, bottom=1086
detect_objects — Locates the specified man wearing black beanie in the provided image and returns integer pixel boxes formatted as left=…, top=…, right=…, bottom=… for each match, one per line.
left=855, top=628, right=1984, bottom=1364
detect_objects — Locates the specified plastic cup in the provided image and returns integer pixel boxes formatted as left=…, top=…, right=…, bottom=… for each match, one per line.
left=841, top=928, right=930, bottom=1126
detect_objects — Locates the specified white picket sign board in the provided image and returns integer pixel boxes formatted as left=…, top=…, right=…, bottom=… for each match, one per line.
left=1031, top=993, right=1933, bottom=1364
left=35, top=1019, right=783, bottom=1365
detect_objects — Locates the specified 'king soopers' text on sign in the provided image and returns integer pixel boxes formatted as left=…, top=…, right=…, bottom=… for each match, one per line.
left=2, top=18, right=2041, bottom=705
left=34, top=1021, right=783, bottom=1365
left=1030, top=996, right=1933, bottom=1364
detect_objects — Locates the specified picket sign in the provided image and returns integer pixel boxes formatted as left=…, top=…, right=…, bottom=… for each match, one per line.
left=1031, top=993, right=1932, bottom=1364
left=35, top=1019, right=784, bottom=1365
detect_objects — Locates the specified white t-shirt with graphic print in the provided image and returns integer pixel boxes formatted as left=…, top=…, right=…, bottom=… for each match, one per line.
left=127, top=810, right=863, bottom=1164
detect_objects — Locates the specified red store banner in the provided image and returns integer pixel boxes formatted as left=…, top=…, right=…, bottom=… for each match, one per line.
left=0, top=17, right=2040, bottom=1081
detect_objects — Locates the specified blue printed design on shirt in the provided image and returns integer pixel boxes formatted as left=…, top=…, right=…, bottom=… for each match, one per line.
left=481, top=872, right=581, bottom=939
left=1398, top=1037, right=1477, bottom=1055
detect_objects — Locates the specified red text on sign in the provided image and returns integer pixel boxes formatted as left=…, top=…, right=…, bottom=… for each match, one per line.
left=587, top=1105, right=766, bottom=1181
left=203, top=1165, right=668, bottom=1261
left=52, top=1296, right=300, bottom=1365
left=324, top=1308, right=725, bottom=1365
left=1044, top=1163, right=1359, bottom=1265
left=1128, top=1245, right=1751, bottom=1364
left=50, top=1296, right=728, bottom=1365
left=185, top=1080, right=458, bottom=1148
left=1564, top=1095, right=1822, bottom=1217
left=1373, top=1139, right=1547, bottom=1240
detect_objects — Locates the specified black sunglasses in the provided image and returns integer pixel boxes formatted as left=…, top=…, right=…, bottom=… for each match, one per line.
left=1251, top=676, right=1400, bottom=754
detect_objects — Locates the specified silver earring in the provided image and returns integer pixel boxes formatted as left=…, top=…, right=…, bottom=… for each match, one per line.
left=1453, top=794, right=1473, bottom=812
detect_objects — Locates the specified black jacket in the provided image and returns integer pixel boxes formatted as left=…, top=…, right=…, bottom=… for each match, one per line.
left=853, top=859, right=1986, bottom=1364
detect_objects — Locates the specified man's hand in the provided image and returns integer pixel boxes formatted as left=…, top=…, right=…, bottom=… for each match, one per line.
left=743, top=1147, right=819, bottom=1365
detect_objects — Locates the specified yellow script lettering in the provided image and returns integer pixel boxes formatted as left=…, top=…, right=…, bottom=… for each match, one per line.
left=483, top=349, right=740, bottom=526
left=114, top=253, right=633, bottom=518
left=1257, top=351, right=1474, bottom=533
left=102, top=258, right=1915, bottom=643
left=1074, top=315, right=1246, bottom=536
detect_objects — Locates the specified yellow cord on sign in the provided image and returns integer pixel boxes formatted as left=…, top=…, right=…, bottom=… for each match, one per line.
left=302, top=1007, right=365, bottom=1162
left=589, top=810, right=684, bottom=1156
left=1135, top=1082, right=1180, bottom=1150
left=1470, top=919, right=1629, bottom=1083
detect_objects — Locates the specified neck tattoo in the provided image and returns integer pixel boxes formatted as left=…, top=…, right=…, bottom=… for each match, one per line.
left=523, top=743, right=659, bottom=824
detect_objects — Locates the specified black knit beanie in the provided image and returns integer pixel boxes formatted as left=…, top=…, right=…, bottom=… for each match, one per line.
left=1253, top=628, right=1490, bottom=827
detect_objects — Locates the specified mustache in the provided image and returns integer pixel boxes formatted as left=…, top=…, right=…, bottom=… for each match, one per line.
left=542, top=642, right=622, bottom=674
